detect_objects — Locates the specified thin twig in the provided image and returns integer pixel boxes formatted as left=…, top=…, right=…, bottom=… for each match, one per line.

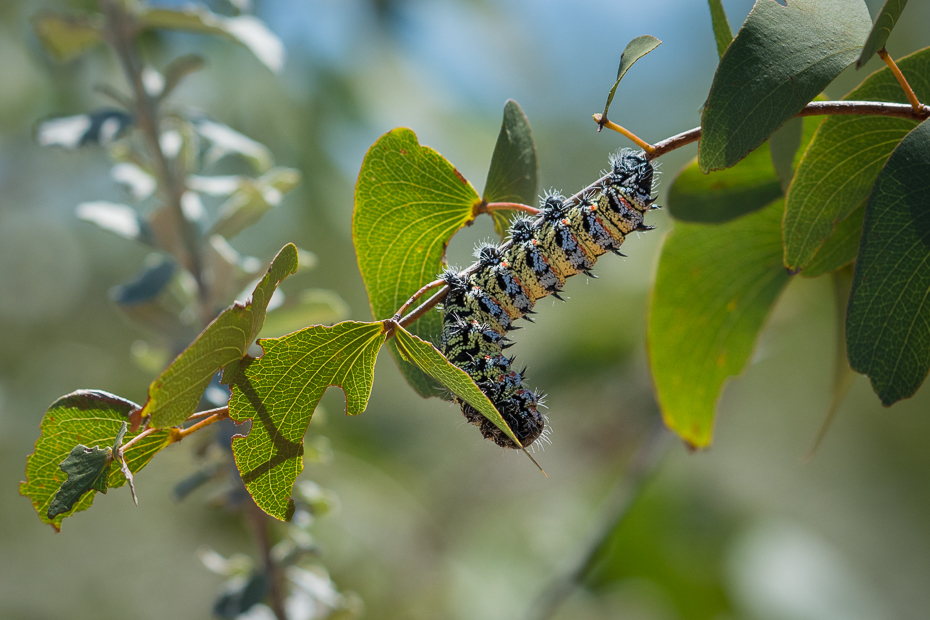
left=878, top=48, right=923, bottom=112
left=392, top=278, right=444, bottom=322
left=525, top=424, right=672, bottom=620
left=173, top=409, right=230, bottom=441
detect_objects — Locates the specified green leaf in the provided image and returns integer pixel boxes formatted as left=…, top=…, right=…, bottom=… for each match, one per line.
left=141, top=244, right=299, bottom=428
left=229, top=321, right=387, bottom=520
left=769, top=117, right=804, bottom=193
left=47, top=444, right=113, bottom=520
left=648, top=200, right=791, bottom=447
left=602, top=35, right=662, bottom=121
left=800, top=201, right=865, bottom=278
left=21, top=390, right=172, bottom=530
left=161, top=54, right=206, bottom=100
left=393, top=325, right=521, bottom=447
left=783, top=47, right=930, bottom=273
left=846, top=118, right=930, bottom=405
left=699, top=0, right=872, bottom=172
left=482, top=100, right=539, bottom=239
left=708, top=0, right=734, bottom=58
left=32, top=11, right=104, bottom=62
left=858, top=0, right=909, bottom=68
left=353, top=128, right=481, bottom=397
left=140, top=7, right=284, bottom=73
left=259, top=290, right=349, bottom=338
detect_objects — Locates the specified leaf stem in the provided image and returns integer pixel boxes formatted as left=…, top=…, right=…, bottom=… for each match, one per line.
left=878, top=48, right=923, bottom=112
left=173, top=408, right=230, bottom=441
left=481, top=202, right=541, bottom=216
left=592, top=114, right=656, bottom=153
left=392, top=278, right=445, bottom=322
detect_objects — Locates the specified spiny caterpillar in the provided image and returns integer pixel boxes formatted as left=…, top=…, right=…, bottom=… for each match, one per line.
left=439, top=150, right=657, bottom=449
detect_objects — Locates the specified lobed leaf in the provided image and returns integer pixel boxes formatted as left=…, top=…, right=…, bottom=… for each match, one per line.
left=140, top=7, right=284, bottom=73
left=858, top=0, right=909, bottom=68
left=707, top=0, right=734, bottom=59
left=32, top=11, right=104, bottom=62
left=21, top=390, right=172, bottom=530
left=602, top=36, right=662, bottom=121
left=229, top=321, right=387, bottom=520
left=482, top=100, right=539, bottom=239
left=353, top=128, right=481, bottom=397
left=846, top=119, right=930, bottom=405
left=783, top=47, right=930, bottom=273
left=699, top=0, right=871, bottom=172
left=393, top=325, right=521, bottom=446
left=648, top=200, right=791, bottom=447
left=141, top=244, right=299, bottom=429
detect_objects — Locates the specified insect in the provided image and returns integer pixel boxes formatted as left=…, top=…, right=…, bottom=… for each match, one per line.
left=440, top=150, right=657, bottom=448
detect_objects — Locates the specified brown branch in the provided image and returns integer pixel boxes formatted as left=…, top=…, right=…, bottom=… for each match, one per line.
left=392, top=278, right=444, bottom=322
left=878, top=48, right=923, bottom=112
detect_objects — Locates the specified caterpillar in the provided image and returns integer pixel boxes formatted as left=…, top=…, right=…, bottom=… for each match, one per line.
left=439, top=150, right=657, bottom=449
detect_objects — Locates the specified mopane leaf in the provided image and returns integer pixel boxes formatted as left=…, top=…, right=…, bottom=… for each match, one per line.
left=648, top=200, right=791, bottom=447
left=140, top=244, right=299, bottom=429
left=783, top=48, right=930, bottom=273
left=229, top=321, right=387, bottom=520
left=393, top=325, right=521, bottom=446
left=47, top=444, right=113, bottom=520
left=353, top=128, right=481, bottom=397
left=858, top=0, right=909, bottom=68
left=708, top=0, right=734, bottom=59
left=846, top=119, right=930, bottom=405
left=483, top=100, right=539, bottom=239
left=699, top=0, right=871, bottom=172
left=21, top=390, right=172, bottom=530
left=32, top=11, right=104, bottom=62
left=140, top=7, right=284, bottom=73
left=602, top=35, right=662, bottom=121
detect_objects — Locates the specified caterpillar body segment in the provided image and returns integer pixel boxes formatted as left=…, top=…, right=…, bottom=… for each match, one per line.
left=439, top=151, right=656, bottom=449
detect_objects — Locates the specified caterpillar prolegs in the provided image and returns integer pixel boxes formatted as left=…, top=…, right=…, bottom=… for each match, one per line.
left=439, top=150, right=657, bottom=449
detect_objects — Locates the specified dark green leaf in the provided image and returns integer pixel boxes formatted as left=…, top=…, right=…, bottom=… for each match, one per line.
left=846, top=119, right=930, bottom=405
left=32, top=11, right=104, bottom=62
left=648, top=200, right=791, bottom=447
left=140, top=7, right=284, bottom=73
left=21, top=390, right=172, bottom=530
left=801, top=201, right=865, bottom=278
left=229, top=321, right=387, bottom=520
left=602, top=35, right=662, bottom=120
left=708, top=0, right=734, bottom=58
left=769, top=117, right=804, bottom=193
left=141, top=244, right=298, bottom=428
left=393, top=325, right=521, bottom=446
left=858, top=0, right=909, bottom=68
left=783, top=47, right=930, bottom=273
left=482, top=100, right=539, bottom=239
left=47, top=444, right=113, bottom=520
left=353, top=128, right=481, bottom=397
left=699, top=0, right=871, bottom=172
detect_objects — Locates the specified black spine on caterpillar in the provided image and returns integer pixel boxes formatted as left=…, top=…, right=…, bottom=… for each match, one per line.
left=439, top=150, right=656, bottom=449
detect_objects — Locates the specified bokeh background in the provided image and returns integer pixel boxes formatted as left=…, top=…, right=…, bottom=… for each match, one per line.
left=2, top=0, right=930, bottom=619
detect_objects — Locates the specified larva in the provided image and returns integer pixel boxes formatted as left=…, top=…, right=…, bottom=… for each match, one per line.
left=439, top=150, right=657, bottom=448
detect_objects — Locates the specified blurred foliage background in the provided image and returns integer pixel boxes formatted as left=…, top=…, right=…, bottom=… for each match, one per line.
left=2, top=0, right=930, bottom=619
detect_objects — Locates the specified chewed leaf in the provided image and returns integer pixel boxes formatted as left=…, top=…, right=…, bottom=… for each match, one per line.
left=47, top=444, right=113, bottom=520
left=858, top=0, right=909, bottom=68
left=648, top=200, right=791, bottom=447
left=393, top=325, right=521, bottom=446
left=483, top=100, right=539, bottom=239
left=229, top=321, right=387, bottom=520
left=353, top=128, right=480, bottom=397
left=602, top=35, right=661, bottom=121
left=140, top=244, right=298, bottom=429
left=21, top=390, right=172, bottom=530
left=699, top=0, right=871, bottom=172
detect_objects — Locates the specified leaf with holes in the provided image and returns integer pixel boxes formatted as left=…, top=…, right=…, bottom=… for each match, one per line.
left=229, top=321, right=387, bottom=520
left=483, top=100, right=538, bottom=239
left=353, top=128, right=481, bottom=398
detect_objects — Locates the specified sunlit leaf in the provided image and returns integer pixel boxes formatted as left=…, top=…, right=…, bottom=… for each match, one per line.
left=602, top=35, right=662, bottom=121
left=21, top=390, right=172, bottom=530
left=648, top=200, right=791, bottom=447
left=699, top=0, right=871, bottom=172
left=353, top=128, right=480, bottom=397
left=482, top=100, right=538, bottom=239
left=858, top=0, right=909, bottom=68
left=32, top=10, right=104, bottom=62
left=76, top=201, right=148, bottom=241
left=708, top=0, right=733, bottom=58
left=783, top=47, right=930, bottom=273
left=846, top=119, right=930, bottom=405
left=229, top=321, right=387, bottom=520
left=393, top=325, right=520, bottom=446
left=140, top=244, right=299, bottom=429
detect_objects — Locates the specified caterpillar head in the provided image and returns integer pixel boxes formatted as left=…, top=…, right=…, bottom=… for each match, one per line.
left=440, top=268, right=468, bottom=293
left=474, top=242, right=503, bottom=267
left=608, top=150, right=655, bottom=210
left=509, top=216, right=536, bottom=243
